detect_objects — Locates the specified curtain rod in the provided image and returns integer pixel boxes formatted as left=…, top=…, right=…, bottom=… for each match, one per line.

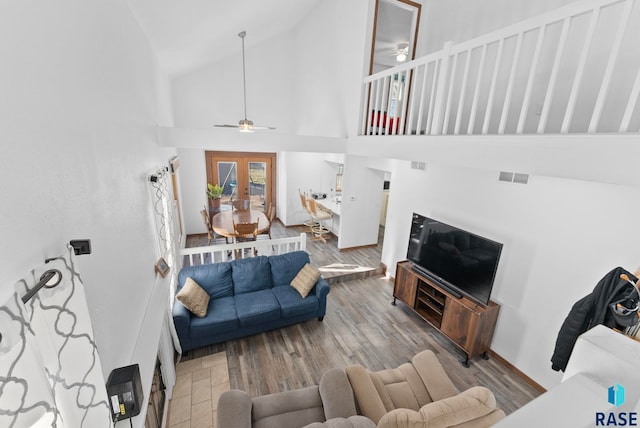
left=0, top=268, right=63, bottom=345
left=21, top=269, right=63, bottom=304
left=149, top=166, right=169, bottom=182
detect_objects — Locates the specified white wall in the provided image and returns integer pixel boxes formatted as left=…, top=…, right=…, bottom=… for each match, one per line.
left=419, top=0, right=578, bottom=54
left=293, top=0, right=370, bottom=138
left=177, top=147, right=208, bottom=234
left=378, top=159, right=640, bottom=390
left=0, top=0, right=175, bottom=402
left=338, top=155, right=390, bottom=248
left=279, top=152, right=326, bottom=226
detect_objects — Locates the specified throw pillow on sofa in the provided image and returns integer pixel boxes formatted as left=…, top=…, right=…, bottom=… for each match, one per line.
left=176, top=277, right=210, bottom=317
left=291, top=263, right=321, bottom=298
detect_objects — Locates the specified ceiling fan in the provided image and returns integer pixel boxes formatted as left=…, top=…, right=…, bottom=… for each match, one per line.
left=214, top=31, right=276, bottom=132
left=395, top=43, right=409, bottom=62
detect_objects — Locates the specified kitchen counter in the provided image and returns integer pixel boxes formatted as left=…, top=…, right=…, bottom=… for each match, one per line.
left=317, top=199, right=341, bottom=216
left=316, top=199, right=341, bottom=236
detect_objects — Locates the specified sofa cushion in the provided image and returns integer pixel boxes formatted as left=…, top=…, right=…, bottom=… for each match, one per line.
left=291, top=264, right=321, bottom=298
left=178, top=262, right=233, bottom=299
left=273, top=286, right=319, bottom=318
left=190, top=296, right=238, bottom=336
left=304, top=416, right=376, bottom=428
left=377, top=386, right=500, bottom=428
left=235, top=289, right=281, bottom=327
left=232, top=256, right=273, bottom=295
left=176, top=277, right=210, bottom=318
left=319, top=369, right=358, bottom=420
left=252, top=385, right=325, bottom=428
left=269, top=251, right=311, bottom=286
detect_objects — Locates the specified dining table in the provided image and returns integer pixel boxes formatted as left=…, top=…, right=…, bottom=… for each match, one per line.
left=210, top=209, right=270, bottom=238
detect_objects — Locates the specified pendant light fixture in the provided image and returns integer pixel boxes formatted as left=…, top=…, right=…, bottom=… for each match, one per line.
left=214, top=31, right=276, bottom=132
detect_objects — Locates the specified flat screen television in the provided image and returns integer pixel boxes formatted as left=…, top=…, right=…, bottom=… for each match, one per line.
left=407, top=213, right=503, bottom=306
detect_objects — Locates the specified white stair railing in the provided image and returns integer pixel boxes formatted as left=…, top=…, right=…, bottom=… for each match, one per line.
left=361, top=0, right=640, bottom=136
left=179, top=233, right=307, bottom=267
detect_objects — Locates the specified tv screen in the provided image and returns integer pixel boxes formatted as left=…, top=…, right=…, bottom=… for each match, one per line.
left=407, top=213, right=502, bottom=306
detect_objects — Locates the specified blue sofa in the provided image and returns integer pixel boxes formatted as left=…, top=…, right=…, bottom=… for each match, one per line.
left=173, top=251, right=330, bottom=352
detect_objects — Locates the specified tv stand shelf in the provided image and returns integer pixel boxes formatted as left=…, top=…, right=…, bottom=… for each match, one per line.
left=393, top=261, right=500, bottom=366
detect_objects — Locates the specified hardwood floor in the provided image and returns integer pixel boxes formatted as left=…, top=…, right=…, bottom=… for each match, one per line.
left=182, top=220, right=541, bottom=415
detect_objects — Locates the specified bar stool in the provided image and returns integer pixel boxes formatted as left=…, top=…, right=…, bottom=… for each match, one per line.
left=298, top=189, right=318, bottom=233
left=306, top=197, right=332, bottom=243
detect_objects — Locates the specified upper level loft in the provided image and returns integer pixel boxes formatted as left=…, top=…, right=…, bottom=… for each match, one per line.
left=360, top=0, right=640, bottom=137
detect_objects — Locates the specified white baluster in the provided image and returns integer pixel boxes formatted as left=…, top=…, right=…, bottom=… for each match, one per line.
left=589, top=0, right=633, bottom=132
left=454, top=49, right=472, bottom=134
left=498, top=32, right=523, bottom=134
left=538, top=17, right=571, bottom=134
left=483, top=38, right=504, bottom=134
left=517, top=24, right=547, bottom=134
left=467, top=44, right=488, bottom=134
left=561, top=6, right=600, bottom=133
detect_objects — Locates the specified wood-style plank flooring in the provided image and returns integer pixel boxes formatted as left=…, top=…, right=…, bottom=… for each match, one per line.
left=183, top=221, right=541, bottom=415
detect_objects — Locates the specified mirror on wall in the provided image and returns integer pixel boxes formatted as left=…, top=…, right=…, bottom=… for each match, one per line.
left=369, top=0, right=421, bottom=75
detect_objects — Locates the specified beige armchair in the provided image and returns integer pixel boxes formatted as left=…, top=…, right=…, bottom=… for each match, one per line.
left=345, top=350, right=505, bottom=428
left=217, top=368, right=375, bottom=428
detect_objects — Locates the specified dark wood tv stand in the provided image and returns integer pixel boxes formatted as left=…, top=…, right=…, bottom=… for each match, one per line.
left=393, top=261, right=500, bottom=366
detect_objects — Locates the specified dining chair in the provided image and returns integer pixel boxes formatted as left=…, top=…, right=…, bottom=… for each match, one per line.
left=258, top=202, right=276, bottom=240
left=232, top=199, right=251, bottom=211
left=306, top=197, right=332, bottom=243
left=233, top=219, right=259, bottom=257
left=200, top=208, right=229, bottom=245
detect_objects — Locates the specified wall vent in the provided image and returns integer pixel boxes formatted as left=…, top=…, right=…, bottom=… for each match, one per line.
left=499, top=171, right=529, bottom=184
left=498, top=171, right=514, bottom=182
left=411, top=161, right=427, bottom=171
left=513, top=173, right=529, bottom=184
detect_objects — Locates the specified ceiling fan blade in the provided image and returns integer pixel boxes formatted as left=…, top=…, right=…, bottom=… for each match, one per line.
left=213, top=123, right=276, bottom=131
left=252, top=125, right=277, bottom=130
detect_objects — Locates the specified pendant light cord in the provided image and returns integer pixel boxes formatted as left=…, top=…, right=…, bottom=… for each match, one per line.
left=239, top=31, right=248, bottom=121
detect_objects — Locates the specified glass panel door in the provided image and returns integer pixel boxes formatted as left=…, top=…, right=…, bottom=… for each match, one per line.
left=206, top=151, right=276, bottom=214
left=217, top=161, right=238, bottom=205
left=248, top=161, right=266, bottom=210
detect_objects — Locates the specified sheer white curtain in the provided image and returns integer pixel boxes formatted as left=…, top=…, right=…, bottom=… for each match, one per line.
left=0, top=245, right=111, bottom=427
left=148, top=167, right=182, bottom=369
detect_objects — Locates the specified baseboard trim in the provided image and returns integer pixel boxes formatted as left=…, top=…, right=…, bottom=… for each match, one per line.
left=488, top=350, right=547, bottom=394
left=339, top=244, right=377, bottom=252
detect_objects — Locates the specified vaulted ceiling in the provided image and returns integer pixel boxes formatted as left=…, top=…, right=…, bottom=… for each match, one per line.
left=126, top=0, right=324, bottom=76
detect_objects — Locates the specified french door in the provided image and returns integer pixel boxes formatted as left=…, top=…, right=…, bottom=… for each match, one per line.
left=205, top=151, right=276, bottom=213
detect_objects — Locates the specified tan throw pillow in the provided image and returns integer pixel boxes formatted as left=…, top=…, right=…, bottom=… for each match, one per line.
left=291, top=263, right=321, bottom=298
left=176, top=277, right=210, bottom=317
